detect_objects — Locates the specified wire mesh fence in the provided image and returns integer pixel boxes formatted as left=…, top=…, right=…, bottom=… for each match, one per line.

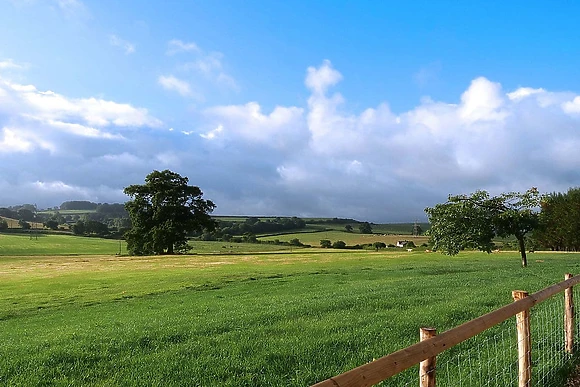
left=349, top=278, right=580, bottom=387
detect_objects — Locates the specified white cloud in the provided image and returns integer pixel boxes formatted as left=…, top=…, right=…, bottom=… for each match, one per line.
left=3, top=61, right=580, bottom=221
left=507, top=87, right=546, bottom=100
left=158, top=75, right=194, bottom=97
left=0, top=59, right=26, bottom=70
left=173, top=43, right=239, bottom=91
left=203, top=102, right=305, bottom=146
left=166, top=39, right=200, bottom=55
left=0, top=77, right=161, bottom=128
left=458, top=77, right=507, bottom=123
left=200, top=124, right=223, bottom=139
left=305, top=59, right=343, bottom=94
left=109, top=34, right=135, bottom=55
left=562, top=96, right=580, bottom=114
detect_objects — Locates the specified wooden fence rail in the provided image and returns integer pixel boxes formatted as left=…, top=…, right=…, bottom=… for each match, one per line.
left=312, top=274, right=580, bottom=387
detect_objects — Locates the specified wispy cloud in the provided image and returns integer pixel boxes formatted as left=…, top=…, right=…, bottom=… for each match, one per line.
left=413, top=61, right=442, bottom=87
left=166, top=39, right=200, bottom=55
left=158, top=75, right=194, bottom=97
left=109, top=34, right=135, bottom=55
left=168, top=40, right=239, bottom=92
left=0, top=59, right=27, bottom=70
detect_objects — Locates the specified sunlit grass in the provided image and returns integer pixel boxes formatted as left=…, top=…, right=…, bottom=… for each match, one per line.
left=1, top=250, right=579, bottom=385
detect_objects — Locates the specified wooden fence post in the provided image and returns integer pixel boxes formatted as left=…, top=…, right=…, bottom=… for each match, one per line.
left=565, top=273, right=574, bottom=354
left=419, top=327, right=436, bottom=387
left=513, top=290, right=531, bottom=387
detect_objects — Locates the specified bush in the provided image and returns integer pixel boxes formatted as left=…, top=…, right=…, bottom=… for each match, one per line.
left=320, top=239, right=332, bottom=248
left=332, top=240, right=347, bottom=249
left=289, top=238, right=303, bottom=246
left=0, top=219, right=8, bottom=230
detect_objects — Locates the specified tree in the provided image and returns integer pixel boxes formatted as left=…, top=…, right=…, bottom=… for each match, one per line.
left=320, top=239, right=332, bottom=248
left=373, top=241, right=386, bottom=251
left=425, top=188, right=540, bottom=267
left=359, top=222, right=373, bottom=234
left=332, top=240, right=347, bottom=249
left=0, top=219, right=8, bottom=230
left=18, top=219, right=31, bottom=230
left=124, top=170, right=216, bottom=255
left=344, top=225, right=353, bottom=233
left=44, top=220, right=59, bottom=230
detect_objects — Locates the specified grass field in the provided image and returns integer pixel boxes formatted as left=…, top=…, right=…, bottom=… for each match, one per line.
left=259, top=230, right=430, bottom=247
left=1, top=216, right=44, bottom=229
left=2, top=246, right=580, bottom=386
left=0, top=233, right=297, bottom=256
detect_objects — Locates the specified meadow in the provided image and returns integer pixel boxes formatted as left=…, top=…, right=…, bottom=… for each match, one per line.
left=259, top=230, right=429, bottom=247
left=2, top=237, right=580, bottom=386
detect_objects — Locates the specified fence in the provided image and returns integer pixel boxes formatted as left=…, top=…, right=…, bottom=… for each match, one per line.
left=311, top=274, right=580, bottom=387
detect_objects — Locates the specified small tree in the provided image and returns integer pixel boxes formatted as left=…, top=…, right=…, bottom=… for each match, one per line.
left=320, top=239, right=332, bottom=248
left=332, top=240, right=346, bottom=249
left=289, top=238, right=303, bottom=246
left=44, top=220, right=59, bottom=230
left=373, top=241, right=387, bottom=251
left=344, top=225, right=353, bottom=233
left=0, top=219, right=8, bottom=231
left=425, top=188, right=540, bottom=267
left=19, top=219, right=31, bottom=230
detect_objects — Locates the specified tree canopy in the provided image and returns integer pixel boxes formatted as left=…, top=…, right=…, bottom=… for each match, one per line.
left=124, top=170, right=216, bottom=255
left=535, top=188, right=580, bottom=251
left=425, top=188, right=540, bottom=267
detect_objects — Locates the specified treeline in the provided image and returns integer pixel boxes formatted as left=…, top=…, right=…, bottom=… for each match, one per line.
left=211, top=217, right=306, bottom=239
left=535, top=188, right=580, bottom=251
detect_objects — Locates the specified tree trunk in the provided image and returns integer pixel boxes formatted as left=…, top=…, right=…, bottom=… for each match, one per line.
left=167, top=243, right=174, bottom=255
left=517, top=235, right=527, bottom=267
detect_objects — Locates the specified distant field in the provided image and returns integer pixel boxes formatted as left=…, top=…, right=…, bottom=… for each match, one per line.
left=0, top=233, right=297, bottom=256
left=0, top=234, right=125, bottom=255
left=37, top=209, right=96, bottom=215
left=1, top=216, right=44, bottom=229
left=1, top=250, right=578, bottom=386
left=259, top=230, right=429, bottom=247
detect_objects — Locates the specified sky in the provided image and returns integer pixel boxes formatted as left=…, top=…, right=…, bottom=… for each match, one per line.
left=1, top=0, right=580, bottom=222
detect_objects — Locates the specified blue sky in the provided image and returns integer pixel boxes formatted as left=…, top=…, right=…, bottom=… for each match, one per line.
left=1, top=0, right=580, bottom=221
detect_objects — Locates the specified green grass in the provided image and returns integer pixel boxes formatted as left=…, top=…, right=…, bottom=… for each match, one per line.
left=0, top=233, right=125, bottom=255
left=0, top=233, right=299, bottom=256
left=259, top=229, right=429, bottom=247
left=2, top=249, right=580, bottom=385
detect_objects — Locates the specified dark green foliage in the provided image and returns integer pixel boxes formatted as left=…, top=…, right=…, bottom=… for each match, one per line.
left=18, top=219, right=31, bottom=230
left=288, top=238, right=303, bottom=246
left=217, top=217, right=306, bottom=238
left=372, top=241, right=386, bottom=250
left=320, top=239, right=332, bottom=248
left=332, top=240, right=346, bottom=249
left=0, top=208, right=17, bottom=219
left=60, top=201, right=98, bottom=211
left=124, top=170, right=216, bottom=255
left=95, top=203, right=128, bottom=217
left=406, top=241, right=416, bottom=248
left=17, top=208, right=35, bottom=221
left=535, top=188, right=580, bottom=251
left=344, top=225, right=353, bottom=233
left=44, top=220, right=59, bottom=230
left=0, top=219, right=8, bottom=230
left=425, top=188, right=540, bottom=267
left=359, top=222, right=373, bottom=234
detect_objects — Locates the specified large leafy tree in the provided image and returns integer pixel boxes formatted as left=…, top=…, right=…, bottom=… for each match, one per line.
left=124, top=170, right=216, bottom=255
left=425, top=188, right=540, bottom=267
left=535, top=188, right=580, bottom=251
